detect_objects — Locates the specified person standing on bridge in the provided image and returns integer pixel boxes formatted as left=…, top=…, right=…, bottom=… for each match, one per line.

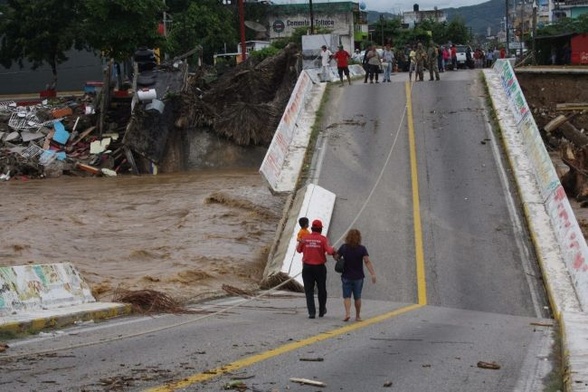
left=428, top=44, right=440, bottom=81
left=414, top=43, right=426, bottom=82
left=296, top=219, right=336, bottom=319
left=381, top=43, right=394, bottom=82
left=333, top=45, right=352, bottom=86
left=319, top=45, right=333, bottom=82
left=335, top=229, right=376, bottom=322
left=408, top=45, right=416, bottom=82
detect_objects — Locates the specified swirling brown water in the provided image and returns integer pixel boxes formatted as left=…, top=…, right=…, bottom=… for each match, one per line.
left=0, top=169, right=286, bottom=303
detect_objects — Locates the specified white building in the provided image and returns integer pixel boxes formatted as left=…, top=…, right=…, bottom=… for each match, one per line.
left=267, top=1, right=368, bottom=53
left=402, top=5, right=446, bottom=29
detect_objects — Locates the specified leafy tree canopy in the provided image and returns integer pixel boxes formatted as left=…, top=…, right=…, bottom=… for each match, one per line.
left=165, top=0, right=236, bottom=62
left=376, top=17, right=471, bottom=50
left=537, top=14, right=588, bottom=37
left=0, top=0, right=82, bottom=85
left=78, top=0, right=165, bottom=62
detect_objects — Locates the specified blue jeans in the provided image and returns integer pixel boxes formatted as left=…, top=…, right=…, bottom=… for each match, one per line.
left=342, top=277, right=364, bottom=299
left=383, top=63, right=392, bottom=81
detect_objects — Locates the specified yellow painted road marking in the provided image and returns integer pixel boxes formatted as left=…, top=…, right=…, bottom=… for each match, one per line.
left=405, top=81, right=428, bottom=306
left=146, top=83, right=429, bottom=392
left=145, top=304, right=424, bottom=392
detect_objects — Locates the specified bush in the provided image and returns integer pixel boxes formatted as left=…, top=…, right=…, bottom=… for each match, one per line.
left=250, top=46, right=280, bottom=62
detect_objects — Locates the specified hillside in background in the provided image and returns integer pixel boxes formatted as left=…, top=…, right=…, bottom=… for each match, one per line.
left=445, top=0, right=505, bottom=37
left=368, top=0, right=505, bottom=38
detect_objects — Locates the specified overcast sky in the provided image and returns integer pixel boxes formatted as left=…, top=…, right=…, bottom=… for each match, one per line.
left=271, top=0, right=490, bottom=13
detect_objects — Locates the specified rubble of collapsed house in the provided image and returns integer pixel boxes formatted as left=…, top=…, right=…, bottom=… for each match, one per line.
left=0, top=93, right=123, bottom=180
left=0, top=43, right=301, bottom=181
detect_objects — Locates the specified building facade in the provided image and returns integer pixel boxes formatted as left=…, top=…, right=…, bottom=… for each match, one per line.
left=267, top=1, right=367, bottom=53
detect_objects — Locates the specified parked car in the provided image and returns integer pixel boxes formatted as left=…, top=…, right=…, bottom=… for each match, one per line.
left=447, top=45, right=474, bottom=70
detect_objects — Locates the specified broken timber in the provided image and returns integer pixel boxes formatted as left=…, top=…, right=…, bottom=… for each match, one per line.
left=543, top=114, right=588, bottom=148
left=290, top=378, right=326, bottom=387
left=556, top=103, right=588, bottom=111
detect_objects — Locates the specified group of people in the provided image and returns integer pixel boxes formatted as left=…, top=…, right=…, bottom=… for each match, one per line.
left=319, top=44, right=352, bottom=87
left=319, top=41, right=510, bottom=87
left=406, top=42, right=440, bottom=82
left=296, top=217, right=376, bottom=322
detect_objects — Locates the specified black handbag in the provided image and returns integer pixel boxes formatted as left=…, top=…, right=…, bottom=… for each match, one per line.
left=334, top=256, right=345, bottom=273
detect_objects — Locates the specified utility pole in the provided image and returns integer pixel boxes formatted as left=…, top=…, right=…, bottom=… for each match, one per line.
left=520, top=0, right=524, bottom=59
left=532, top=0, right=538, bottom=64
left=238, top=0, right=247, bottom=61
left=380, top=15, right=384, bottom=45
left=309, top=0, right=314, bottom=34
left=505, top=0, right=510, bottom=56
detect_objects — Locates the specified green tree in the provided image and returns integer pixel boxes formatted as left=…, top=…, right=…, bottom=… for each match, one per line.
left=165, top=0, right=236, bottom=63
left=78, top=0, right=165, bottom=62
left=538, top=14, right=588, bottom=36
left=445, top=17, right=471, bottom=44
left=0, top=0, right=82, bottom=89
left=370, top=17, right=402, bottom=46
left=419, top=19, right=449, bottom=44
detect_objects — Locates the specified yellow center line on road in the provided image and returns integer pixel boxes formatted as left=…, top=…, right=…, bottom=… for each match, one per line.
left=145, top=303, right=424, bottom=392
left=146, top=82, right=429, bottom=392
left=406, top=81, right=428, bottom=306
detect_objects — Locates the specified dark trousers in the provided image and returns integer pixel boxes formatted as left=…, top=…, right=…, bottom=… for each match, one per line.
left=302, top=264, right=327, bottom=316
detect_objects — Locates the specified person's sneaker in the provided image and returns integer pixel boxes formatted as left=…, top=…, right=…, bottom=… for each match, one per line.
left=309, top=314, right=316, bottom=319
left=319, top=308, right=327, bottom=317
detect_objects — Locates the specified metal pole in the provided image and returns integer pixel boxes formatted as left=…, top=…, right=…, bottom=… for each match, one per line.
left=309, top=0, right=314, bottom=34
left=505, top=0, right=510, bottom=56
left=238, top=0, right=247, bottom=61
left=380, top=15, right=384, bottom=45
left=532, top=0, right=538, bottom=64
left=520, top=1, right=524, bottom=59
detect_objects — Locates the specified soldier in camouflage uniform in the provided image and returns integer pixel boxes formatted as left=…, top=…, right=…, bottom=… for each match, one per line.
left=414, top=43, right=426, bottom=82
left=427, top=44, right=440, bottom=81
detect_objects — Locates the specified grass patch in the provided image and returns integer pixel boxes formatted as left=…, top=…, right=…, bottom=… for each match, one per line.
left=544, top=321, right=564, bottom=392
left=0, top=329, right=26, bottom=341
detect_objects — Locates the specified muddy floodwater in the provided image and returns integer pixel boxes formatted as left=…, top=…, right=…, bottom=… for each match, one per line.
left=0, top=169, right=287, bottom=303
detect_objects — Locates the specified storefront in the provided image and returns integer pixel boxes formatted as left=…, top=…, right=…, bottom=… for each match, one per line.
left=267, top=1, right=367, bottom=53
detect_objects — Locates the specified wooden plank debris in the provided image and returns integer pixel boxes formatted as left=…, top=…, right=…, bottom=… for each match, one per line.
left=556, top=103, right=588, bottom=111
left=560, top=122, right=588, bottom=148
left=477, top=361, right=501, bottom=370
left=290, top=378, right=326, bottom=387
left=544, top=114, right=570, bottom=133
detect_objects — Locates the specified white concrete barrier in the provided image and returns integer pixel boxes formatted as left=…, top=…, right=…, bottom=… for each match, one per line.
left=260, top=70, right=317, bottom=194
left=0, top=263, right=95, bottom=316
left=260, top=65, right=364, bottom=195
left=490, top=59, right=588, bottom=311
left=262, top=184, right=336, bottom=289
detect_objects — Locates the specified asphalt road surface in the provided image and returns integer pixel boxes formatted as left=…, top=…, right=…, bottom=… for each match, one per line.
left=0, top=69, right=556, bottom=392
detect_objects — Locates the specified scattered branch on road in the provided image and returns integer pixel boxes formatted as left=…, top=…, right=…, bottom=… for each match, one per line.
left=477, top=361, right=501, bottom=370
left=290, top=377, right=327, bottom=387
left=112, top=288, right=206, bottom=314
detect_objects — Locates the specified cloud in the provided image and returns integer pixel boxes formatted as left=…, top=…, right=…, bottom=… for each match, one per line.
left=271, top=0, right=488, bottom=13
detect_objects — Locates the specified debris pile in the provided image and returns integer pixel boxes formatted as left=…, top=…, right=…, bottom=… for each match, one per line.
left=179, top=42, right=301, bottom=146
left=0, top=43, right=303, bottom=180
left=0, top=92, right=134, bottom=180
left=518, top=72, right=588, bottom=212
left=112, top=289, right=205, bottom=314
